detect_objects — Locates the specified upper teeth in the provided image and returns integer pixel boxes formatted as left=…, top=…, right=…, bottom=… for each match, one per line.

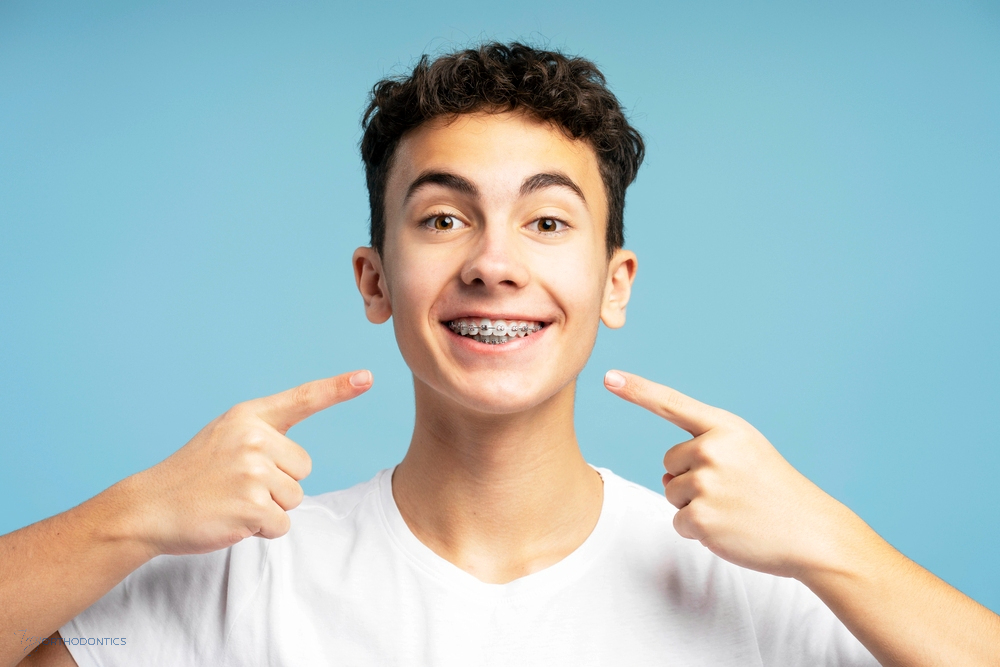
left=448, top=318, right=543, bottom=339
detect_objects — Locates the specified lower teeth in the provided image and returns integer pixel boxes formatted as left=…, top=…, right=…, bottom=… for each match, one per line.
left=472, top=335, right=511, bottom=344
left=447, top=320, right=543, bottom=344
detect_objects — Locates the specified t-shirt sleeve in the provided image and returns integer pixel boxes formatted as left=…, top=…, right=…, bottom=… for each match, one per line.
left=738, top=567, right=882, bottom=666
left=58, top=541, right=267, bottom=667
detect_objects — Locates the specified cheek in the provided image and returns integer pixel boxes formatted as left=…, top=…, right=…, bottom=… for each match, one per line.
left=386, top=252, right=442, bottom=320
left=384, top=250, right=457, bottom=372
left=539, top=249, right=607, bottom=330
left=386, top=270, right=436, bottom=375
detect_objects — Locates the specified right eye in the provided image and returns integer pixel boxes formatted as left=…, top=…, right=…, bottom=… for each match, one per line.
left=425, top=214, right=466, bottom=231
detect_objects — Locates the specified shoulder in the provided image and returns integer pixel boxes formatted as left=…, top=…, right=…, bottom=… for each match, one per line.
left=253, top=469, right=389, bottom=561
left=594, top=467, right=683, bottom=552
left=294, top=470, right=385, bottom=522
left=598, top=466, right=678, bottom=526
left=595, top=467, right=739, bottom=580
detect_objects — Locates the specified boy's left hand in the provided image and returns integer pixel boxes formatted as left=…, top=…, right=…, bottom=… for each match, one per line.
left=604, top=369, right=863, bottom=580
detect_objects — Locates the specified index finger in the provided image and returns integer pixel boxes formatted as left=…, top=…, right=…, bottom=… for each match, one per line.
left=249, top=370, right=373, bottom=434
left=604, top=369, right=720, bottom=436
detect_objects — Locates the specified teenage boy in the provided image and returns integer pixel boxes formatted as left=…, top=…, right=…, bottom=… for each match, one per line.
left=4, top=42, right=999, bottom=667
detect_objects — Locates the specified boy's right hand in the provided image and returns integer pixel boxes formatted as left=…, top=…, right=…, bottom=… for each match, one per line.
left=123, top=370, right=373, bottom=557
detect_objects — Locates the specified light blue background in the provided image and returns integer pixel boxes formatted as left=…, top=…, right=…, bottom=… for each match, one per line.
left=2, top=1, right=998, bottom=613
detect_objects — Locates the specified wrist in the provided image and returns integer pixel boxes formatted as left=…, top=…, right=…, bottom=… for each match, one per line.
left=790, top=498, right=892, bottom=592
left=80, top=473, right=163, bottom=564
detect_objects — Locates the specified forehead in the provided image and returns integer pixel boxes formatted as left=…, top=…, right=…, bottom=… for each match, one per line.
left=385, top=111, right=606, bottom=213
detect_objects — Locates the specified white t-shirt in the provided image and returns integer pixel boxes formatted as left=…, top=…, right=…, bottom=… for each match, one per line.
left=61, top=465, right=879, bottom=666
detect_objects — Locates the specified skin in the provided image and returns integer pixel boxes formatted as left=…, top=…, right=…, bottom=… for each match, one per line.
left=356, top=110, right=1000, bottom=664
left=6, top=109, right=1000, bottom=665
left=4, top=372, right=373, bottom=666
left=354, top=111, right=635, bottom=580
left=603, top=370, right=1000, bottom=666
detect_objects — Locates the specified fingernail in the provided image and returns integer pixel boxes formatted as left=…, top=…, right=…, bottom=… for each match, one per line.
left=604, top=370, right=626, bottom=388
left=350, top=370, right=372, bottom=387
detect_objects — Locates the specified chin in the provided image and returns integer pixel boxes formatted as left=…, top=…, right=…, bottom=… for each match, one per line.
left=444, top=372, right=572, bottom=416
left=458, top=393, right=546, bottom=415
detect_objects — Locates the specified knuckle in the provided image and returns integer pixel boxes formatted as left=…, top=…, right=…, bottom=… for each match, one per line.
left=672, top=510, right=692, bottom=538
left=663, top=442, right=688, bottom=473
left=242, top=428, right=268, bottom=452
left=229, top=526, right=254, bottom=544
left=290, top=383, right=316, bottom=409
left=719, top=410, right=748, bottom=431
left=239, top=457, right=271, bottom=483
left=695, top=470, right=718, bottom=497
left=225, top=403, right=252, bottom=422
left=241, top=505, right=265, bottom=531
left=289, top=482, right=305, bottom=508
left=726, top=410, right=747, bottom=425
left=699, top=535, right=719, bottom=553
left=250, top=486, right=272, bottom=508
left=336, top=374, right=354, bottom=395
left=694, top=441, right=718, bottom=466
left=687, top=472, right=707, bottom=496
left=621, top=381, right=639, bottom=401
left=241, top=495, right=271, bottom=528
left=685, top=503, right=709, bottom=533
left=256, top=468, right=276, bottom=492
left=659, top=391, right=685, bottom=416
left=263, top=512, right=291, bottom=539
left=276, top=512, right=292, bottom=535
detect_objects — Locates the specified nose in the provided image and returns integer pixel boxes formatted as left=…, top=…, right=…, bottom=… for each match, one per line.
left=459, top=220, right=530, bottom=290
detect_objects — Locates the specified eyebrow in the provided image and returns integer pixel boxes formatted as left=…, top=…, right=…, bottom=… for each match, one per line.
left=402, top=169, right=587, bottom=206
left=519, top=172, right=587, bottom=205
left=404, top=171, right=479, bottom=203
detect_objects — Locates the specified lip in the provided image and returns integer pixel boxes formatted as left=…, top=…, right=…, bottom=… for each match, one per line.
left=439, top=312, right=552, bottom=325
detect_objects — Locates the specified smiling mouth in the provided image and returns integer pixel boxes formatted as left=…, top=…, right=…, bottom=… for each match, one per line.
left=446, top=317, right=546, bottom=345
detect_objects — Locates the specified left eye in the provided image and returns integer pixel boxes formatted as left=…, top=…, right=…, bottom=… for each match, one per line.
left=533, top=218, right=566, bottom=233
left=427, top=215, right=463, bottom=230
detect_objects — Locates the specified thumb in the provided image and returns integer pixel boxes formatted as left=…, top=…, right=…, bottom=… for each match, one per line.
left=250, top=370, right=372, bottom=434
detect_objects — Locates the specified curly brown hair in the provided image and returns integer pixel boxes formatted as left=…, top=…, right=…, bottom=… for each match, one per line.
left=360, top=42, right=645, bottom=258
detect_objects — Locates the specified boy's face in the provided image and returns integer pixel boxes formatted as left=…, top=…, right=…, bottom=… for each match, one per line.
left=354, top=111, right=636, bottom=415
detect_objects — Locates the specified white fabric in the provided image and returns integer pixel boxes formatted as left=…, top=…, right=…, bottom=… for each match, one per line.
left=61, top=465, right=880, bottom=666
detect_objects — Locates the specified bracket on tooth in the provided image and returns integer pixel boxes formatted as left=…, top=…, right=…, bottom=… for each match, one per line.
left=449, top=319, right=543, bottom=340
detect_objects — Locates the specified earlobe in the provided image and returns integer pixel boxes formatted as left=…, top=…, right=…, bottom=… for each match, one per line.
left=600, top=249, right=637, bottom=329
left=352, top=247, right=392, bottom=324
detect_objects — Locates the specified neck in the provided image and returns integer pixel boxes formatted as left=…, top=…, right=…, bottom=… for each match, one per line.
left=392, top=377, right=604, bottom=584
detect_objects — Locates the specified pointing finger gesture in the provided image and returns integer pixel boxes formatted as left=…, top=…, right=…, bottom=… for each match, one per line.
left=128, top=370, right=373, bottom=557
left=604, top=369, right=859, bottom=579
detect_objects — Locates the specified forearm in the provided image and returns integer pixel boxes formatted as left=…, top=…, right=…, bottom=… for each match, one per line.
left=0, top=477, right=156, bottom=667
left=798, top=512, right=1000, bottom=667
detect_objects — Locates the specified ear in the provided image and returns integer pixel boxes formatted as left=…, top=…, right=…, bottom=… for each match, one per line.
left=353, top=246, right=392, bottom=324
left=600, top=248, right=637, bottom=329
